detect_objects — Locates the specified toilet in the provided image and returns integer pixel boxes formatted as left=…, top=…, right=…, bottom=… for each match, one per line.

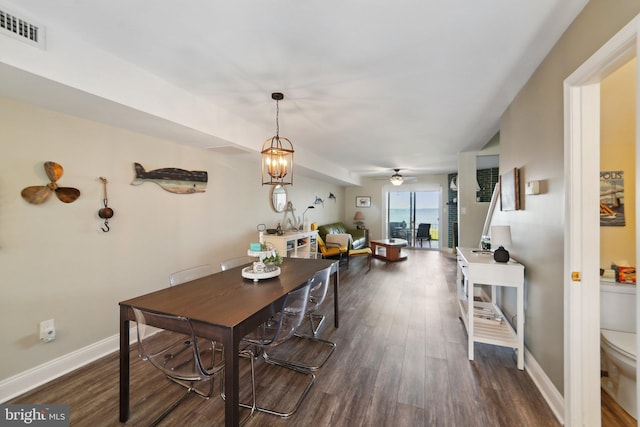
left=600, top=281, right=637, bottom=419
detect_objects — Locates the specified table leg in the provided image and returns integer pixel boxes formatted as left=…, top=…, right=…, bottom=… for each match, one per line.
left=119, top=309, right=130, bottom=423
left=223, top=332, right=240, bottom=426
left=467, top=280, right=475, bottom=361
left=333, top=269, right=339, bottom=328
left=517, top=287, right=525, bottom=370
left=386, top=246, right=400, bottom=260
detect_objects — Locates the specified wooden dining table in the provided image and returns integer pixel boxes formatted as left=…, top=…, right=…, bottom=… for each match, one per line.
left=119, top=257, right=339, bottom=427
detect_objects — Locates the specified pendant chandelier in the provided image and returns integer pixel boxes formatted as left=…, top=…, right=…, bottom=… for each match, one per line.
left=261, top=92, right=294, bottom=186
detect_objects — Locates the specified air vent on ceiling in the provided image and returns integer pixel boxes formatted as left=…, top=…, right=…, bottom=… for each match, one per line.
left=0, top=6, right=45, bottom=49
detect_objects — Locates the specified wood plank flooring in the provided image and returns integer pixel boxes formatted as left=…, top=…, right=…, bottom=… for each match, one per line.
left=8, top=249, right=561, bottom=426
left=602, top=389, right=636, bottom=427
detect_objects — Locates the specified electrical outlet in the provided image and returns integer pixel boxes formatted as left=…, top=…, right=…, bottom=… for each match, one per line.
left=39, top=319, right=56, bottom=343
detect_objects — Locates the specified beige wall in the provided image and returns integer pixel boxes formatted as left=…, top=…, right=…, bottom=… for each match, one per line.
left=0, top=96, right=345, bottom=382
left=496, top=0, right=640, bottom=393
left=600, top=59, right=637, bottom=268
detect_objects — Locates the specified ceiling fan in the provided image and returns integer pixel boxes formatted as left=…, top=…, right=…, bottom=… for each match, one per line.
left=370, top=168, right=418, bottom=185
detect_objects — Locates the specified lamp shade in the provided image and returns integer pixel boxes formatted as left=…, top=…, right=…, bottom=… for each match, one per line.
left=491, top=225, right=512, bottom=248
left=354, top=211, right=365, bottom=221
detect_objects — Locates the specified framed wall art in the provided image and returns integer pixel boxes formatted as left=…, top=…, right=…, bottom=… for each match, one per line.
left=499, top=168, right=520, bottom=211
left=356, top=196, right=371, bottom=208
left=600, top=170, right=625, bottom=226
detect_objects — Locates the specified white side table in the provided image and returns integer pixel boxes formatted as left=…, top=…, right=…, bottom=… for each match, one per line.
left=456, top=247, right=525, bottom=369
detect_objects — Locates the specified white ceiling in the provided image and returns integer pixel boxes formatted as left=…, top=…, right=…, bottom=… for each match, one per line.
left=1, top=0, right=588, bottom=185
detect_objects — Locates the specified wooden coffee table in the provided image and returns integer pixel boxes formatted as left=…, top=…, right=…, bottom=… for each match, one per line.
left=370, top=238, right=408, bottom=262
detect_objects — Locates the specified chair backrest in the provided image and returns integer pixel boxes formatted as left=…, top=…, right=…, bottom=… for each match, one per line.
left=417, top=223, right=431, bottom=237
left=220, top=256, right=257, bottom=271
left=276, top=282, right=312, bottom=344
left=133, top=307, right=212, bottom=381
left=258, top=282, right=311, bottom=347
left=169, top=264, right=214, bottom=286
left=306, top=266, right=332, bottom=313
left=316, top=234, right=328, bottom=252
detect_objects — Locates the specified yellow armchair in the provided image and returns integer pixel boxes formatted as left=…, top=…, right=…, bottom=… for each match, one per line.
left=316, top=234, right=346, bottom=261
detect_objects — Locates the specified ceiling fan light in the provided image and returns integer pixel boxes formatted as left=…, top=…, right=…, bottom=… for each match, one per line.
left=390, top=171, right=404, bottom=186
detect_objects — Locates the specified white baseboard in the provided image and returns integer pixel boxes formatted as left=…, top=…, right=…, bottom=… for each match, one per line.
left=0, top=327, right=137, bottom=403
left=525, top=346, right=565, bottom=425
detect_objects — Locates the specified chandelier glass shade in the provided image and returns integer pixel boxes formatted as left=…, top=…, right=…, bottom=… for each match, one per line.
left=261, top=93, right=294, bottom=186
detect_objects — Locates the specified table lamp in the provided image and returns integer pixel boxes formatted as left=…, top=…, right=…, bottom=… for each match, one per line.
left=491, top=225, right=512, bottom=263
left=353, top=211, right=365, bottom=229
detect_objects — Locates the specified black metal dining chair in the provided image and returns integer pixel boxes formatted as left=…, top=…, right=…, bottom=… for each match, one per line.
left=416, top=223, right=432, bottom=247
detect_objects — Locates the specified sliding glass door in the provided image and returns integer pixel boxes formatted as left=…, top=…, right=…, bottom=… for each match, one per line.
left=387, top=190, right=439, bottom=248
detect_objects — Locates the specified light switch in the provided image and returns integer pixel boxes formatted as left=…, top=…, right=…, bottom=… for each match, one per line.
left=526, top=180, right=540, bottom=195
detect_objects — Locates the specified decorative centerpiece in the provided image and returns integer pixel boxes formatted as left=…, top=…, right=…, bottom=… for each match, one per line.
left=243, top=242, right=283, bottom=282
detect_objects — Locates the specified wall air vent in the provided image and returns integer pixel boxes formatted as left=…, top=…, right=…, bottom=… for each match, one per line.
left=0, top=6, right=45, bottom=49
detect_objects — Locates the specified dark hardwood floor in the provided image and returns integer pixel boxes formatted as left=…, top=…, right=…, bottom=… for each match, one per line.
left=9, top=249, right=561, bottom=426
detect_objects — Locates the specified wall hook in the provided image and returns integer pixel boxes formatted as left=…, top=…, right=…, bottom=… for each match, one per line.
left=98, top=177, right=114, bottom=232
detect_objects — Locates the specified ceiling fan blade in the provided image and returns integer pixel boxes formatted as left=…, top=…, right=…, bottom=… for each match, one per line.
left=21, top=186, right=52, bottom=204
left=44, top=161, right=64, bottom=182
left=55, top=187, right=81, bottom=203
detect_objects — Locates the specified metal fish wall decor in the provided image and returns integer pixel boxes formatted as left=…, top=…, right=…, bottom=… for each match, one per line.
left=131, top=163, right=207, bottom=194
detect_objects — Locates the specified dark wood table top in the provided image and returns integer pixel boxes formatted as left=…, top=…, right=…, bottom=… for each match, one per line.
left=119, top=257, right=336, bottom=328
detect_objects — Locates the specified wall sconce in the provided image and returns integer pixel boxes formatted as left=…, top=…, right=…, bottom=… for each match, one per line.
left=261, top=92, right=294, bottom=186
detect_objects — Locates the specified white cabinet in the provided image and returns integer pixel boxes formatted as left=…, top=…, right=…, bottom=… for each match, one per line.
left=264, top=230, right=318, bottom=258
left=456, top=247, right=525, bottom=370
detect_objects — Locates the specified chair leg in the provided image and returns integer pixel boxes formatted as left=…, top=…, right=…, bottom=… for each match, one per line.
left=239, top=351, right=316, bottom=418
left=309, top=312, right=325, bottom=336
left=261, top=312, right=336, bottom=372
left=265, top=332, right=336, bottom=372
left=149, top=386, right=193, bottom=427
left=220, top=349, right=256, bottom=426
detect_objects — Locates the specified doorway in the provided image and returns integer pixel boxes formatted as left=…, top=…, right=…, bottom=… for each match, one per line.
left=386, top=190, right=440, bottom=248
left=564, top=15, right=639, bottom=425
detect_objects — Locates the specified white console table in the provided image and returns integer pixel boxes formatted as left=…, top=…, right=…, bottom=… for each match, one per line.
left=456, top=247, right=525, bottom=370
left=264, top=230, right=318, bottom=258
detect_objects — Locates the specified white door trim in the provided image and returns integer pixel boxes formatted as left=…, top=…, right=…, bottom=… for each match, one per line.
left=563, top=15, right=639, bottom=426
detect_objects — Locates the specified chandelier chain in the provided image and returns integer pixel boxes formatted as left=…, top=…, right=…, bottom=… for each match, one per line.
left=275, top=100, right=280, bottom=138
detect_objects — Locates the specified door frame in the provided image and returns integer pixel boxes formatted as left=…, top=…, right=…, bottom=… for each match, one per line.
left=564, top=16, right=639, bottom=425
